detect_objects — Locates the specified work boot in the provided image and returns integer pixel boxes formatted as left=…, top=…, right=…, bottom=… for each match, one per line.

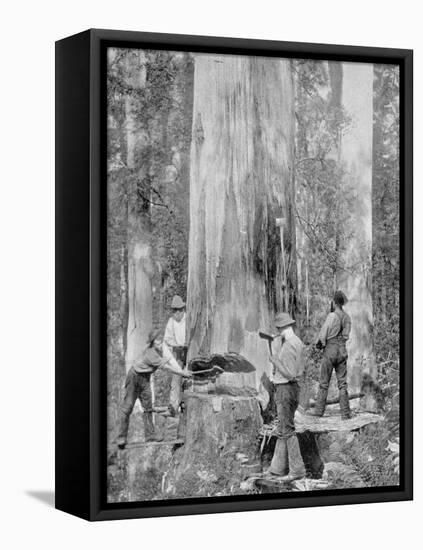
left=143, top=412, right=164, bottom=442
left=312, top=387, right=328, bottom=416
left=268, top=438, right=289, bottom=476
left=116, top=411, right=130, bottom=449
left=297, top=432, right=325, bottom=479
left=339, top=389, right=352, bottom=420
left=286, top=435, right=306, bottom=480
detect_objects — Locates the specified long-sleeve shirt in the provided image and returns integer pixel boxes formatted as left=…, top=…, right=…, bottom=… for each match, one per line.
left=270, top=333, right=305, bottom=384
left=132, top=346, right=185, bottom=376
left=164, top=314, right=186, bottom=348
left=317, top=309, right=351, bottom=346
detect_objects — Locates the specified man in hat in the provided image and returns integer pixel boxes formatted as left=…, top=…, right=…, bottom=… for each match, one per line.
left=267, top=312, right=307, bottom=479
left=310, top=290, right=352, bottom=420
left=164, top=295, right=188, bottom=414
left=116, top=329, right=192, bottom=449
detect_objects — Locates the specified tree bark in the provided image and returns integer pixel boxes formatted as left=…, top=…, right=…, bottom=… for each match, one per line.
left=164, top=393, right=263, bottom=497
left=186, top=55, right=296, bottom=404
left=339, top=63, right=376, bottom=390
left=123, top=51, right=154, bottom=369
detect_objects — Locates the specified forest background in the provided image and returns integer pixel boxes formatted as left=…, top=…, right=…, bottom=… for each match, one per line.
left=107, top=51, right=400, bottom=492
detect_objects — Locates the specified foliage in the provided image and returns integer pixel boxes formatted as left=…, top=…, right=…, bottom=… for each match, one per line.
left=343, top=422, right=400, bottom=487
left=107, top=48, right=194, bottom=430
left=293, top=60, right=355, bottom=334
left=106, top=55, right=401, bottom=499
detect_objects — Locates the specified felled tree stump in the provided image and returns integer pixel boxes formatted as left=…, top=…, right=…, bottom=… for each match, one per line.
left=107, top=414, right=181, bottom=503
left=163, top=392, right=263, bottom=498
left=108, top=442, right=177, bottom=503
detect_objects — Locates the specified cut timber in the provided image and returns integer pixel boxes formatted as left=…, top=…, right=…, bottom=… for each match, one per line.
left=260, top=409, right=383, bottom=438
left=189, top=352, right=257, bottom=395
left=117, top=439, right=184, bottom=450
left=308, top=392, right=363, bottom=408
left=163, top=392, right=263, bottom=497
left=295, top=409, right=383, bottom=434
left=244, top=474, right=330, bottom=493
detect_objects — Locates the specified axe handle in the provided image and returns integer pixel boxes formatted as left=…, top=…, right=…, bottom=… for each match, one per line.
left=267, top=341, right=273, bottom=356
left=190, top=366, right=224, bottom=376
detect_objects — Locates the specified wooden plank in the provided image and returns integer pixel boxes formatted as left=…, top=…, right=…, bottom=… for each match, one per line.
left=260, top=409, right=383, bottom=438
left=295, top=409, right=383, bottom=434
left=110, top=438, right=185, bottom=451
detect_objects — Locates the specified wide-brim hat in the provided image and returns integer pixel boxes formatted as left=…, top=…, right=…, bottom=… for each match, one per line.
left=171, top=295, right=185, bottom=309
left=274, top=312, right=296, bottom=329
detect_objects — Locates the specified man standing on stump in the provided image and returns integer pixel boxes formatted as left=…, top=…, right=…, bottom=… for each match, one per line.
left=116, top=329, right=191, bottom=449
left=267, top=313, right=307, bottom=479
left=310, top=290, right=353, bottom=420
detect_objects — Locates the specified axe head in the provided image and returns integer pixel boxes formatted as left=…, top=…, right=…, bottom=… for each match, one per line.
left=259, top=331, right=275, bottom=342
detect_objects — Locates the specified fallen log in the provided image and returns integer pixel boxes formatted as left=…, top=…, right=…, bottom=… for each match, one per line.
left=115, top=439, right=185, bottom=450
left=295, top=409, right=383, bottom=434
left=307, top=392, right=363, bottom=408
left=188, top=352, right=256, bottom=377
left=188, top=352, right=257, bottom=395
left=260, top=409, right=383, bottom=438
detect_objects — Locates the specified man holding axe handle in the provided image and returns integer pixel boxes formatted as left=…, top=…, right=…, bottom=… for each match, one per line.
left=164, top=295, right=188, bottom=415
left=116, top=329, right=192, bottom=449
left=262, top=312, right=307, bottom=479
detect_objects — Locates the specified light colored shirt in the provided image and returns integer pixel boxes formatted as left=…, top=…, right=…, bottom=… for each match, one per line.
left=317, top=309, right=351, bottom=345
left=270, top=333, right=305, bottom=384
left=164, top=313, right=186, bottom=348
left=132, top=346, right=185, bottom=376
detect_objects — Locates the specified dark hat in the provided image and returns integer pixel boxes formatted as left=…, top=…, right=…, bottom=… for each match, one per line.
left=147, top=328, right=162, bottom=346
left=171, top=295, right=185, bottom=309
left=274, top=312, right=296, bottom=328
left=334, top=290, right=348, bottom=306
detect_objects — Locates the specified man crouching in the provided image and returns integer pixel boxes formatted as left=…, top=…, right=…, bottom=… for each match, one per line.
left=268, top=313, right=306, bottom=479
left=116, top=329, right=192, bottom=449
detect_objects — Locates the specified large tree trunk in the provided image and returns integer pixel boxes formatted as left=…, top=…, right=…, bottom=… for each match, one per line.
left=123, top=52, right=154, bottom=370
left=164, top=393, right=262, bottom=497
left=339, top=63, right=375, bottom=391
left=186, top=55, right=296, bottom=404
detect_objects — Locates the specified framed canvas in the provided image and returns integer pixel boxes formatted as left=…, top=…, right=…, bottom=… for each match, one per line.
left=55, top=29, right=413, bottom=521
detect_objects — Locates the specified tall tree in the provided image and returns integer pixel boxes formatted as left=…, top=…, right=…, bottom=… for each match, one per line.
left=339, top=62, right=375, bottom=390
left=293, top=60, right=350, bottom=338
left=186, top=55, right=296, bottom=402
left=372, top=64, right=400, bottom=362
left=107, top=49, right=194, bottom=429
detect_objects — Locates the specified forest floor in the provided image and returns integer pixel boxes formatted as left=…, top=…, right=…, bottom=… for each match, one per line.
left=107, top=400, right=399, bottom=503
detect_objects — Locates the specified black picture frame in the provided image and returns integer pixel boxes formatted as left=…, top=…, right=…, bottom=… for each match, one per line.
left=55, top=28, right=413, bottom=521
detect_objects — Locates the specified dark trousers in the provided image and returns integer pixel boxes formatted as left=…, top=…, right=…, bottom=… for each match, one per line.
left=273, top=382, right=324, bottom=478
left=117, top=368, right=153, bottom=442
left=169, top=346, right=188, bottom=412
left=315, top=339, right=350, bottom=416
left=274, top=382, right=299, bottom=440
left=172, top=346, right=187, bottom=366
